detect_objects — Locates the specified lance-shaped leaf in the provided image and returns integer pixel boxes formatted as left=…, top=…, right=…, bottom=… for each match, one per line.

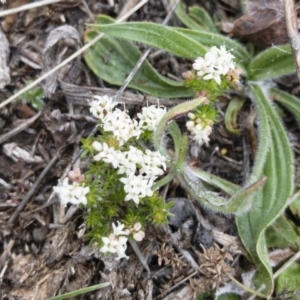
left=188, top=6, right=218, bottom=33
left=270, top=87, right=300, bottom=125
left=88, top=21, right=207, bottom=59
left=224, top=97, right=246, bottom=134
left=178, top=165, right=266, bottom=214
left=167, top=121, right=183, bottom=163
left=188, top=165, right=240, bottom=196
left=168, top=121, right=189, bottom=168
left=236, top=84, right=294, bottom=296
left=265, top=215, right=300, bottom=250
left=47, top=282, right=110, bottom=300
left=174, top=2, right=218, bottom=33
left=249, top=45, right=295, bottom=80
left=174, top=1, right=205, bottom=31
left=84, top=16, right=191, bottom=98
left=247, top=85, right=271, bottom=183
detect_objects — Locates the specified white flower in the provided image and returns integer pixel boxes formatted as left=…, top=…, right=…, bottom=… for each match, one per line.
left=193, top=46, right=235, bottom=85
left=190, top=124, right=212, bottom=146
left=131, top=222, right=145, bottom=242
left=53, top=178, right=89, bottom=206
left=89, top=95, right=118, bottom=121
left=100, top=234, right=128, bottom=260
left=100, top=221, right=129, bottom=260
left=112, top=221, right=130, bottom=236
left=103, top=109, right=141, bottom=146
left=120, top=174, right=153, bottom=205
left=92, top=141, right=117, bottom=166
left=140, top=149, right=167, bottom=180
left=117, top=146, right=144, bottom=176
left=137, top=105, right=167, bottom=131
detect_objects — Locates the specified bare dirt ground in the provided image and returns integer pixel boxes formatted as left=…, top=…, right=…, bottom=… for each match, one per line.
left=1, top=0, right=300, bottom=299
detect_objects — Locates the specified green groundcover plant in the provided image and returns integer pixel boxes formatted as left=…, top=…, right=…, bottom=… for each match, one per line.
left=52, top=3, right=300, bottom=299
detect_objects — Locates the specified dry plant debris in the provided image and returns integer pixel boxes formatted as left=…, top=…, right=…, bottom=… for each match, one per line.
left=197, top=244, right=234, bottom=289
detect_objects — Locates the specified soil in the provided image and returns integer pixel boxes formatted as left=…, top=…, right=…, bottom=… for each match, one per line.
left=0, top=0, right=300, bottom=300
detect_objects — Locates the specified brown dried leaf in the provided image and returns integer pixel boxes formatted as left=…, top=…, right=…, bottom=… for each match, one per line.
left=232, top=0, right=288, bottom=47
left=43, top=25, right=82, bottom=97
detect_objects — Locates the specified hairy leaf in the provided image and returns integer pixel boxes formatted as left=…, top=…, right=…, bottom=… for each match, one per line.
left=189, top=6, right=218, bottom=33
left=266, top=215, right=300, bottom=250
left=84, top=16, right=191, bottom=98
left=188, top=165, right=240, bottom=196
left=249, top=45, right=295, bottom=80
left=89, top=21, right=207, bottom=58
left=270, top=87, right=300, bottom=125
left=236, top=84, right=294, bottom=296
left=175, top=2, right=218, bottom=33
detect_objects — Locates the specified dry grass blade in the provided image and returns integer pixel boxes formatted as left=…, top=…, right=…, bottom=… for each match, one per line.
left=0, top=0, right=63, bottom=17
left=0, top=0, right=149, bottom=110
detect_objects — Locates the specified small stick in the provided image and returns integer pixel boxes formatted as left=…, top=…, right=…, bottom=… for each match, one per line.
left=7, top=153, right=59, bottom=225
left=0, top=111, right=41, bottom=145
left=0, top=0, right=63, bottom=17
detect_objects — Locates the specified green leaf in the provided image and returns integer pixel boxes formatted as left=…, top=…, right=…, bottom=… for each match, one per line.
left=151, top=172, right=176, bottom=190
left=189, top=6, right=218, bottom=33
left=216, top=294, right=241, bottom=300
left=167, top=121, right=183, bottom=163
left=266, top=215, right=300, bottom=250
left=177, top=164, right=265, bottom=214
left=276, top=263, right=300, bottom=299
left=289, top=192, right=300, bottom=221
left=88, top=21, right=207, bottom=59
left=224, top=97, right=246, bottom=134
left=175, top=2, right=206, bottom=31
left=249, top=45, right=295, bottom=80
left=47, top=283, right=110, bottom=300
left=84, top=16, right=191, bottom=98
left=247, top=84, right=271, bottom=182
left=187, top=165, right=240, bottom=196
left=174, top=2, right=218, bottom=33
left=270, top=87, right=300, bottom=125
left=236, top=84, right=294, bottom=296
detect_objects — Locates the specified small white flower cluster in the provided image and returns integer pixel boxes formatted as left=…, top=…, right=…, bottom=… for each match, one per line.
left=192, top=46, right=235, bottom=85
left=92, top=141, right=167, bottom=205
left=100, top=221, right=145, bottom=260
left=53, top=177, right=89, bottom=206
left=1, top=0, right=6, bottom=3
left=138, top=105, right=167, bottom=131
left=89, top=96, right=166, bottom=146
left=186, top=112, right=213, bottom=146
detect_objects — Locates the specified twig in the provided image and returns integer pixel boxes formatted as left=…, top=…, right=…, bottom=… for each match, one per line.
left=0, top=111, right=41, bottom=144
left=0, top=0, right=63, bottom=17
left=7, top=153, right=59, bottom=225
left=0, top=0, right=149, bottom=109
left=128, top=240, right=150, bottom=273
left=284, top=0, right=300, bottom=84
